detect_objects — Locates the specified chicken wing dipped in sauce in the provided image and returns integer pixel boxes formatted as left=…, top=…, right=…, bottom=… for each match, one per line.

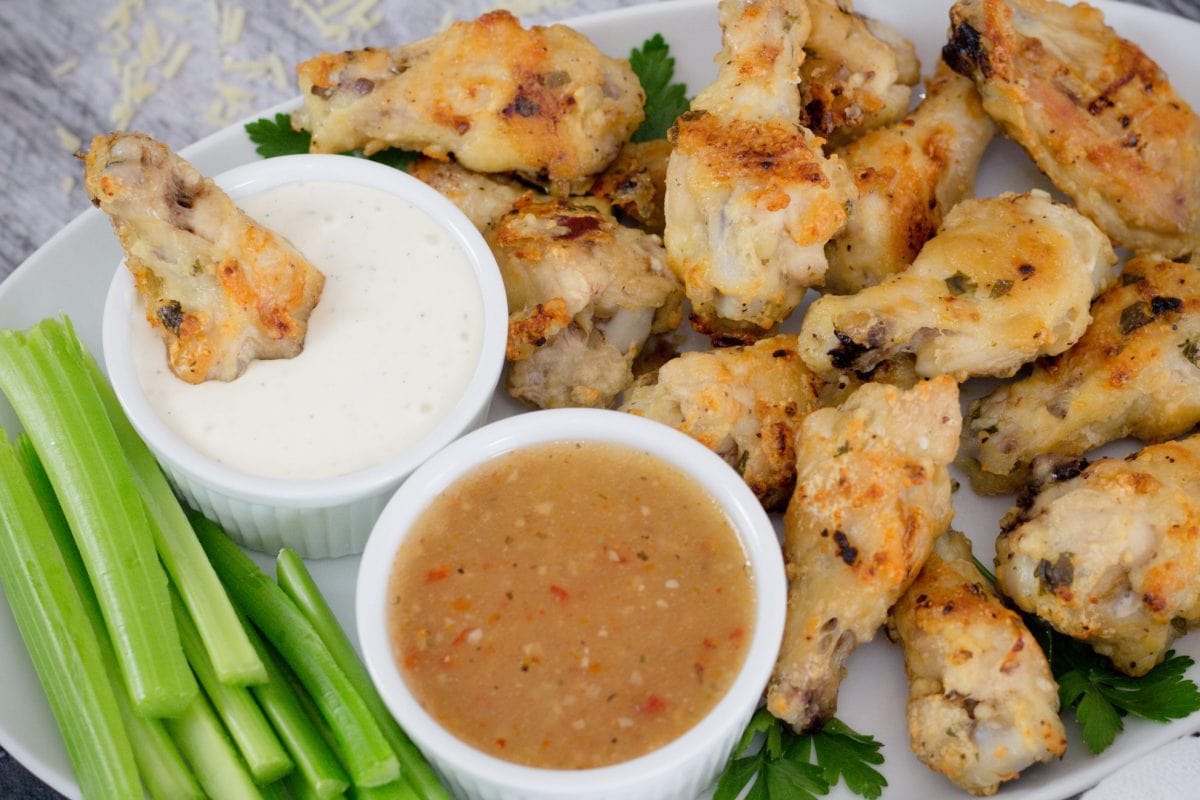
left=945, top=0, right=1200, bottom=258
left=767, top=376, right=961, bottom=732
left=83, top=131, right=325, bottom=384
left=961, top=254, right=1200, bottom=494
left=889, top=531, right=1066, bottom=796
left=489, top=196, right=683, bottom=409
left=996, top=436, right=1200, bottom=676
left=665, top=0, right=855, bottom=343
left=824, top=63, right=996, bottom=295
left=799, top=0, right=921, bottom=148
left=798, top=190, right=1117, bottom=382
left=294, top=11, right=645, bottom=196
left=619, top=335, right=842, bottom=510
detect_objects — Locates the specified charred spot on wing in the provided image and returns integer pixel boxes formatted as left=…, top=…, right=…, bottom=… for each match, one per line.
left=828, top=329, right=870, bottom=369
left=943, top=20, right=991, bottom=79
left=1035, top=553, right=1075, bottom=594
left=156, top=300, right=185, bottom=336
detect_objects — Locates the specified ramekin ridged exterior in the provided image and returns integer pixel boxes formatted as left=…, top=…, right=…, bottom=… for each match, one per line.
left=356, top=409, right=787, bottom=800
left=102, top=154, right=507, bottom=558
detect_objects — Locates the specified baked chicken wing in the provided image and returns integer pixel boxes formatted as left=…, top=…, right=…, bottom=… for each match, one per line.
left=824, top=63, right=996, bottom=294
left=665, top=0, right=855, bottom=342
left=767, top=376, right=961, bottom=731
left=799, top=0, right=921, bottom=147
left=996, top=436, right=1200, bottom=676
left=619, top=335, right=833, bottom=509
left=408, top=157, right=527, bottom=232
left=587, top=138, right=672, bottom=235
left=294, top=11, right=645, bottom=196
left=889, top=531, right=1066, bottom=796
left=961, top=254, right=1200, bottom=494
left=798, top=190, right=1117, bottom=382
left=945, top=0, right=1200, bottom=258
left=490, top=196, right=683, bottom=409
left=83, top=132, right=324, bottom=384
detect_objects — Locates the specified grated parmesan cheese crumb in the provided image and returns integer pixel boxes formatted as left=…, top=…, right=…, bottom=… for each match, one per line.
left=52, top=58, right=79, bottom=78
left=60, top=177, right=77, bottom=195
left=54, top=126, right=82, bottom=153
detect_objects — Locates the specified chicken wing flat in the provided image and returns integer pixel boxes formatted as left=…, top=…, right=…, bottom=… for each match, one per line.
left=945, top=0, right=1200, bottom=258
left=767, top=376, right=961, bottom=731
left=824, top=63, right=996, bottom=295
left=961, top=254, right=1200, bottom=494
left=619, top=335, right=834, bottom=510
left=83, top=132, right=324, bottom=384
left=293, top=11, right=645, bottom=196
left=489, top=196, right=682, bottom=408
left=799, top=0, right=921, bottom=147
left=407, top=157, right=527, bottom=232
left=665, top=0, right=855, bottom=342
left=587, top=138, right=672, bottom=234
left=889, top=531, right=1066, bottom=796
left=996, top=436, right=1200, bottom=676
left=798, top=190, right=1117, bottom=382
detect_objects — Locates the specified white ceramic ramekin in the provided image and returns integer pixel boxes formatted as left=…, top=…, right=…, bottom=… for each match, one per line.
left=356, top=408, right=786, bottom=800
left=102, top=154, right=507, bottom=558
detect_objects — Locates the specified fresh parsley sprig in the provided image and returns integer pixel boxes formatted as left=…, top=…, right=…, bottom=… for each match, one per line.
left=971, top=556, right=1200, bottom=754
left=628, top=33, right=690, bottom=142
left=714, top=709, right=886, bottom=800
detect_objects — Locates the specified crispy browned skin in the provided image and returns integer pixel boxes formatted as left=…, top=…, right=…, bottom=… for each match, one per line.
left=996, top=436, right=1200, bottom=676
left=945, top=0, right=1200, bottom=257
left=619, top=335, right=834, bottom=509
left=799, top=191, right=1117, bottom=382
left=767, top=376, right=961, bottom=731
left=588, top=139, right=672, bottom=234
left=407, top=157, right=527, bottom=232
left=665, top=0, right=854, bottom=343
left=83, top=132, right=324, bottom=384
left=488, top=196, right=682, bottom=409
left=962, top=255, right=1200, bottom=494
left=799, top=0, right=921, bottom=147
left=824, top=63, right=996, bottom=294
left=294, top=10, right=644, bottom=196
left=889, top=531, right=1066, bottom=796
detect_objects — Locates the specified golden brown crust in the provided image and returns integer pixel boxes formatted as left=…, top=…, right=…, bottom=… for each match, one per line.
left=84, top=132, right=324, bottom=384
left=587, top=138, right=672, bottom=234
left=945, top=0, right=1200, bottom=257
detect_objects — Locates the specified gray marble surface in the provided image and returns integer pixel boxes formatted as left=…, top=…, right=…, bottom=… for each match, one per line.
left=0, top=0, right=1198, bottom=798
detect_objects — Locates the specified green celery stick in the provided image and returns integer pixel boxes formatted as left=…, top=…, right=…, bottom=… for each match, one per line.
left=195, top=516, right=400, bottom=788
left=277, top=548, right=446, bottom=800
left=17, top=437, right=203, bottom=800
left=242, top=619, right=351, bottom=800
left=170, top=586, right=292, bottom=784
left=0, top=319, right=194, bottom=716
left=165, top=689, right=266, bottom=800
left=0, top=432, right=141, bottom=799
left=83, top=350, right=265, bottom=686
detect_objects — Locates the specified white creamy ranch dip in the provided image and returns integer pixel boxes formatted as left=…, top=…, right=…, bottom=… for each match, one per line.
left=131, top=179, right=485, bottom=480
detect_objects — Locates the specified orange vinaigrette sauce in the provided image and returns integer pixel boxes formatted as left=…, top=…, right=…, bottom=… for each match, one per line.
left=387, top=440, right=756, bottom=769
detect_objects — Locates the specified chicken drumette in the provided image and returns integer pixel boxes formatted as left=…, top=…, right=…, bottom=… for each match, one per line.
left=889, top=531, right=1066, bottom=796
left=767, top=376, right=961, bottom=732
left=798, top=190, right=1116, bottom=382
left=961, top=254, right=1200, bottom=494
left=996, top=436, right=1200, bottom=676
left=83, top=132, right=325, bottom=384
left=665, top=0, right=854, bottom=343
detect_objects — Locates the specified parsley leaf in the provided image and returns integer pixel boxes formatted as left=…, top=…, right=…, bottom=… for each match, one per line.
left=714, top=709, right=885, bottom=800
left=628, top=33, right=690, bottom=142
left=244, top=113, right=311, bottom=158
left=972, top=558, right=1200, bottom=754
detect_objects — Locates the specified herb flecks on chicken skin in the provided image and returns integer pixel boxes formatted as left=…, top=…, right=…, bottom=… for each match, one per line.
left=799, top=190, right=1117, bottom=382
left=799, top=0, right=921, bottom=148
left=294, top=10, right=645, bottom=196
left=407, top=157, right=527, bottom=233
left=996, top=436, right=1200, bottom=677
left=768, top=376, right=961, bottom=732
left=489, top=196, right=682, bottom=409
left=825, top=62, right=996, bottom=295
left=619, top=335, right=838, bottom=510
left=961, top=254, right=1200, bottom=494
left=945, top=0, right=1200, bottom=258
left=889, top=531, right=1066, bottom=796
left=83, top=131, right=325, bottom=384
left=664, top=0, right=854, bottom=343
